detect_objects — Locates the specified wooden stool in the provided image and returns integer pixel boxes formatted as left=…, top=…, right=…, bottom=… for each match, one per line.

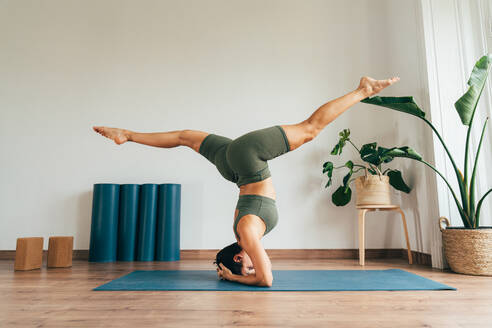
left=14, top=237, right=44, bottom=271
left=47, top=236, right=74, bottom=268
left=357, top=205, right=412, bottom=265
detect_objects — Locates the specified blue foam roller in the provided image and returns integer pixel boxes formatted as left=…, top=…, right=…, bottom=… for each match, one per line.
left=89, top=183, right=120, bottom=262
left=117, top=184, right=140, bottom=261
left=136, top=184, right=158, bottom=261
left=156, top=184, right=181, bottom=261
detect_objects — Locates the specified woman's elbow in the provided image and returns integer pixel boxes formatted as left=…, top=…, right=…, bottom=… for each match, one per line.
left=258, top=275, right=273, bottom=287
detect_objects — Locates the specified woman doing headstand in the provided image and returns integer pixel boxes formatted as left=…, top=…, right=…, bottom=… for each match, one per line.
left=93, top=76, right=399, bottom=287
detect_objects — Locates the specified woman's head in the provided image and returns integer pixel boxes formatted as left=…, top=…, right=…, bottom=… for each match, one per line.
left=215, top=242, right=254, bottom=276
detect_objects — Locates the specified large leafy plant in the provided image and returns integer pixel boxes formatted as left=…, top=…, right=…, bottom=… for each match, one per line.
left=323, top=129, right=421, bottom=206
left=361, top=54, right=492, bottom=228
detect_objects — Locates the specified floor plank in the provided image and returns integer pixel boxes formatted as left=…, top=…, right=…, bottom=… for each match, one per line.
left=0, top=258, right=491, bottom=327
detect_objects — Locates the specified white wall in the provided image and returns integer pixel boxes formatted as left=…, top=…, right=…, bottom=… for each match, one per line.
left=0, top=0, right=436, bottom=252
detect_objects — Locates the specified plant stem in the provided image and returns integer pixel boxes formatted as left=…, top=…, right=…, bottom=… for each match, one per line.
left=422, top=117, right=469, bottom=219
left=464, top=78, right=488, bottom=193
left=419, top=159, right=472, bottom=227
left=462, top=75, right=489, bottom=221
left=353, top=167, right=365, bottom=174
left=475, top=188, right=492, bottom=226
left=469, top=117, right=488, bottom=224
left=348, top=140, right=360, bottom=152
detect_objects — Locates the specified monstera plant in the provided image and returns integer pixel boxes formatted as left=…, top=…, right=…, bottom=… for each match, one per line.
left=322, top=129, right=420, bottom=206
left=361, top=54, right=492, bottom=229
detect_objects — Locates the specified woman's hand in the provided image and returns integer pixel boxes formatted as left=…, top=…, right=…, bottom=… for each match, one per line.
left=357, top=76, right=400, bottom=98
left=217, top=263, right=233, bottom=281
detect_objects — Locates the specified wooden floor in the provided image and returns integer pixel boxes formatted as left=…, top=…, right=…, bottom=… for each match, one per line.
left=1, top=258, right=491, bottom=328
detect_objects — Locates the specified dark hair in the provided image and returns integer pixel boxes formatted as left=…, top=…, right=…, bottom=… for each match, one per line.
left=214, top=242, right=243, bottom=275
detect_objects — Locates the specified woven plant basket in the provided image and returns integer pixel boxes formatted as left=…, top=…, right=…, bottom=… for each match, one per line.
left=439, top=217, right=492, bottom=276
left=354, top=175, right=391, bottom=206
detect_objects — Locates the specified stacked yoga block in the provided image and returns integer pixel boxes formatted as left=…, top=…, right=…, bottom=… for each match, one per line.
left=89, top=183, right=181, bottom=263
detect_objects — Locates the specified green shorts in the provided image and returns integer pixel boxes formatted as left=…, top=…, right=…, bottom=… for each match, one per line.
left=198, top=125, right=291, bottom=187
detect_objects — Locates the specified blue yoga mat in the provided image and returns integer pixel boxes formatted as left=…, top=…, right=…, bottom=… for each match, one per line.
left=94, top=269, right=455, bottom=291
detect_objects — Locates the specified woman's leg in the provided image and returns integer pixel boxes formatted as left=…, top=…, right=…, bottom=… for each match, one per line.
left=92, top=126, right=209, bottom=153
left=281, top=76, right=399, bottom=151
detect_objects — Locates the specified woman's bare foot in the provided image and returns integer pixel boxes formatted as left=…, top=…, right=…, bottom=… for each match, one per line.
left=93, top=126, right=131, bottom=145
left=357, top=76, right=400, bottom=98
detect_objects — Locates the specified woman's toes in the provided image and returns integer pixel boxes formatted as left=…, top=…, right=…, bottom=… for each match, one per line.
left=93, top=126, right=127, bottom=144
left=94, top=126, right=105, bottom=135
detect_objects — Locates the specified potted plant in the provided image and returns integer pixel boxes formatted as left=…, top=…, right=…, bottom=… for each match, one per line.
left=323, top=129, right=420, bottom=206
left=361, top=54, right=492, bottom=275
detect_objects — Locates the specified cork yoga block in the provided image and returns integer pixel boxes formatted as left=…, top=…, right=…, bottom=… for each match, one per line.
left=14, top=237, right=44, bottom=271
left=48, top=236, right=74, bottom=268
left=355, top=175, right=392, bottom=206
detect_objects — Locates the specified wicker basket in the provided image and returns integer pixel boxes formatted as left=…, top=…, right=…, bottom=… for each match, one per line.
left=439, top=217, right=492, bottom=276
left=354, top=175, right=391, bottom=206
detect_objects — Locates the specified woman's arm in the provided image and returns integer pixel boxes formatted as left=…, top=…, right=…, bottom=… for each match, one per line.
left=217, top=226, right=273, bottom=287
left=218, top=263, right=271, bottom=286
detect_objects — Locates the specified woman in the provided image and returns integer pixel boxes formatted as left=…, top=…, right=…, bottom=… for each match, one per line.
left=93, top=76, right=399, bottom=287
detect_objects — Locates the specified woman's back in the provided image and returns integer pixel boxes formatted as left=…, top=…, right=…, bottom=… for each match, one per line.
left=239, top=177, right=276, bottom=199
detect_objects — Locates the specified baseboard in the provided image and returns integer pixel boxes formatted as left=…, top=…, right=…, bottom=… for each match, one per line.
left=0, top=250, right=89, bottom=261
left=403, top=249, right=432, bottom=266
left=0, top=248, right=432, bottom=265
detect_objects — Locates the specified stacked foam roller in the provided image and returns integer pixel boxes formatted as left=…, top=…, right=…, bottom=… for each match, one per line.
left=89, top=183, right=181, bottom=262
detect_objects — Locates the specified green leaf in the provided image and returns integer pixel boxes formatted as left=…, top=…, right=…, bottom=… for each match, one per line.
left=383, top=146, right=422, bottom=161
left=361, top=145, right=421, bottom=167
left=360, top=142, right=377, bottom=156
left=330, top=143, right=340, bottom=155
left=339, top=129, right=350, bottom=139
left=361, top=96, right=426, bottom=118
left=455, top=55, right=492, bottom=125
left=330, top=129, right=351, bottom=155
left=377, top=146, right=395, bottom=164
left=387, top=170, right=411, bottom=193
left=342, top=171, right=352, bottom=191
left=322, top=161, right=334, bottom=174
left=360, top=143, right=379, bottom=165
left=332, top=185, right=352, bottom=206
left=322, top=161, right=334, bottom=188
left=340, top=161, right=355, bottom=192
